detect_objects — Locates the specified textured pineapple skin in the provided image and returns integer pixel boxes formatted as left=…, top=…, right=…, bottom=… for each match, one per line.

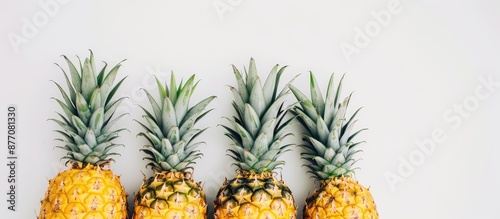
left=304, top=177, right=378, bottom=219
left=39, top=164, right=128, bottom=219
left=214, top=171, right=296, bottom=219
left=133, top=171, right=207, bottom=219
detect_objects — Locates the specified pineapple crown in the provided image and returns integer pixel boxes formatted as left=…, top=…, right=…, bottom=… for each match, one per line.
left=222, top=58, right=296, bottom=174
left=137, top=73, right=215, bottom=173
left=51, top=51, right=127, bottom=166
left=290, top=73, right=366, bottom=180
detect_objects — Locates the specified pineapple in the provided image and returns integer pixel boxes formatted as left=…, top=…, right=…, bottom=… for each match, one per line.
left=132, top=73, right=215, bottom=219
left=289, top=73, right=379, bottom=219
left=214, top=58, right=297, bottom=219
left=39, top=51, right=128, bottom=219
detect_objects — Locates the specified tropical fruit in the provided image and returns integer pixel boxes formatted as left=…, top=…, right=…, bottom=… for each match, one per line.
left=39, top=51, right=128, bottom=219
left=290, top=73, right=379, bottom=219
left=132, top=73, right=215, bottom=219
left=214, top=58, right=297, bottom=219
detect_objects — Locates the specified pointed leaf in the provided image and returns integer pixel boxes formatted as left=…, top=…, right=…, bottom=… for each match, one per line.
left=96, top=62, right=108, bottom=86
left=154, top=75, right=167, bottom=100
left=55, top=130, right=75, bottom=143
left=104, top=97, right=127, bottom=123
left=159, top=161, right=173, bottom=170
left=229, top=119, right=254, bottom=150
left=77, top=144, right=92, bottom=155
left=243, top=104, right=261, bottom=138
left=89, top=50, right=96, bottom=74
left=89, top=107, right=104, bottom=136
left=289, top=85, right=318, bottom=122
left=327, top=131, right=341, bottom=151
left=260, top=94, right=288, bottom=124
left=275, top=118, right=296, bottom=142
left=275, top=66, right=292, bottom=98
left=167, top=127, right=180, bottom=144
left=138, top=132, right=161, bottom=147
left=81, top=58, right=97, bottom=100
left=93, top=142, right=112, bottom=152
left=181, top=128, right=205, bottom=145
left=75, top=93, right=91, bottom=124
left=232, top=65, right=249, bottom=103
left=332, top=154, right=346, bottom=166
left=175, top=75, right=195, bottom=122
left=313, top=156, right=329, bottom=168
left=340, top=120, right=358, bottom=145
left=324, top=74, right=336, bottom=126
left=259, top=118, right=276, bottom=145
left=96, top=128, right=126, bottom=144
left=145, top=116, right=165, bottom=139
left=161, top=138, right=174, bottom=155
left=229, top=86, right=245, bottom=113
left=71, top=115, right=87, bottom=137
left=105, top=76, right=127, bottom=106
left=162, top=97, right=177, bottom=136
left=52, top=98, right=75, bottom=121
left=49, top=118, right=77, bottom=134
left=222, top=125, right=241, bottom=146
left=309, top=72, right=325, bottom=117
left=89, top=88, right=102, bottom=112
left=334, top=74, right=346, bottom=113
left=84, top=129, right=97, bottom=148
left=100, top=61, right=124, bottom=105
left=249, top=78, right=265, bottom=117
left=141, top=146, right=166, bottom=161
left=343, top=107, right=362, bottom=133
left=260, top=149, right=280, bottom=161
left=262, top=64, right=279, bottom=107
left=243, top=149, right=258, bottom=167
left=182, top=96, right=215, bottom=125
left=316, top=117, right=329, bottom=143
left=331, top=96, right=350, bottom=132
left=252, top=160, right=272, bottom=172
left=69, top=132, right=86, bottom=146
left=324, top=148, right=335, bottom=162
left=246, top=58, right=258, bottom=92
left=347, top=128, right=368, bottom=143
left=63, top=55, right=81, bottom=93
left=250, top=133, right=267, bottom=157
left=166, top=153, right=181, bottom=167
left=102, top=113, right=127, bottom=134
left=265, top=161, right=285, bottom=172
left=304, top=136, right=327, bottom=156
left=51, top=81, right=76, bottom=114
left=70, top=152, right=86, bottom=162
left=293, top=108, right=317, bottom=136
left=55, top=63, right=77, bottom=102
left=169, top=72, right=178, bottom=104
left=142, top=88, right=162, bottom=124
left=102, top=144, right=124, bottom=154
left=173, top=140, right=186, bottom=156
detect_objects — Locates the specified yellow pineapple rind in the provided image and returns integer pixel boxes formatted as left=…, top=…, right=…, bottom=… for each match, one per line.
left=38, top=163, right=128, bottom=219
left=303, top=176, right=378, bottom=219
left=132, top=171, right=207, bottom=219
left=214, top=171, right=297, bottom=219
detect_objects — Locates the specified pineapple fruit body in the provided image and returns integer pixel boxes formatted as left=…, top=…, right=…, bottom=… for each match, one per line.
left=39, top=164, right=127, bottom=219
left=214, top=171, right=295, bottom=219
left=303, top=177, right=377, bottom=219
left=133, top=171, right=206, bottom=219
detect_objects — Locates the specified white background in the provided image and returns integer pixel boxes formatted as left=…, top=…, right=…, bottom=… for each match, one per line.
left=1, top=0, right=500, bottom=218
